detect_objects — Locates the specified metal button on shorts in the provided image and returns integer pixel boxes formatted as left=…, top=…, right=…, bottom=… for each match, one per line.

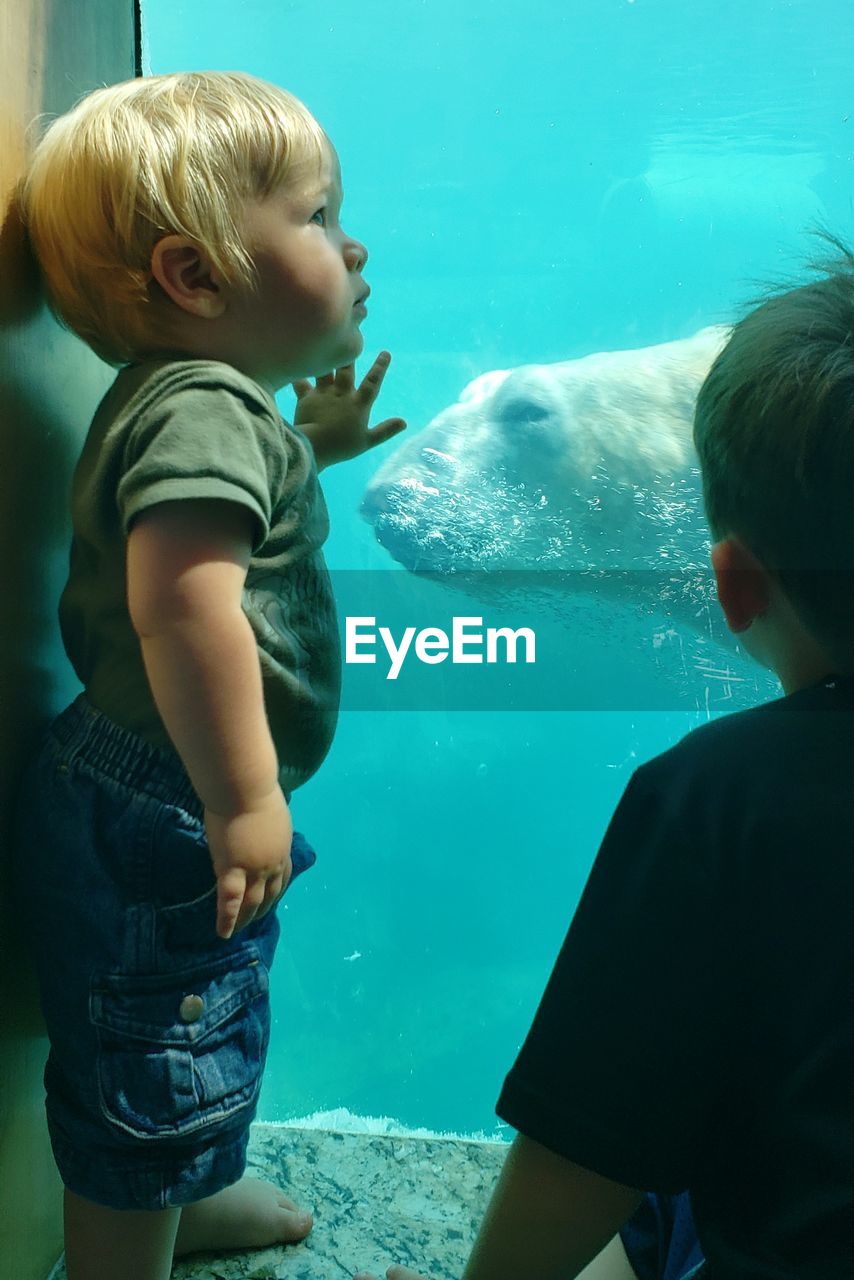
left=179, top=994, right=205, bottom=1023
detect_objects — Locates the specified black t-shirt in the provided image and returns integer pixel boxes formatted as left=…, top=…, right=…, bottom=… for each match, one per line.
left=497, top=674, right=854, bottom=1279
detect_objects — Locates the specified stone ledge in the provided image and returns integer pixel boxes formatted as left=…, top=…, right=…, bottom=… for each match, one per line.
left=48, top=1122, right=508, bottom=1280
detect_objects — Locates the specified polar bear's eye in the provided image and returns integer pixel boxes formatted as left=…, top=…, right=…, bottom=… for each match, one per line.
left=495, top=398, right=551, bottom=430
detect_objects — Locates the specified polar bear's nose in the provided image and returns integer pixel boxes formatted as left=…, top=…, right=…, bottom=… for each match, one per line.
left=360, top=475, right=440, bottom=523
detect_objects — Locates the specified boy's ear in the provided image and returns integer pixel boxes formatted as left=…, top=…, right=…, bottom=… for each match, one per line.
left=150, top=235, right=227, bottom=319
left=710, top=537, right=772, bottom=634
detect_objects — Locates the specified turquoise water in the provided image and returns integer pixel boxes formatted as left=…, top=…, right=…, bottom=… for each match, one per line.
left=143, top=0, right=851, bottom=1134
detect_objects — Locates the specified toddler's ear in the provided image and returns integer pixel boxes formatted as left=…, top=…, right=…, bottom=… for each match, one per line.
left=150, top=235, right=226, bottom=319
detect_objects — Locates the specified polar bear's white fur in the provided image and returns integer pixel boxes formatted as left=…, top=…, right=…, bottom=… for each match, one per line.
left=362, top=326, right=730, bottom=578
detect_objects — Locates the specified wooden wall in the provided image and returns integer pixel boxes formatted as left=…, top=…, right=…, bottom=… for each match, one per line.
left=0, top=3, right=139, bottom=1275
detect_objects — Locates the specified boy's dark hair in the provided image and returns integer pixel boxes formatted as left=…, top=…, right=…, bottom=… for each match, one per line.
left=693, top=234, right=854, bottom=659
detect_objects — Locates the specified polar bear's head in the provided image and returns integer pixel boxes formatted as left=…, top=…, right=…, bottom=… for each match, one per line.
left=362, top=326, right=730, bottom=576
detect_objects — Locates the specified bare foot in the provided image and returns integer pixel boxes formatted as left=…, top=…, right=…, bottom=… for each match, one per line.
left=174, top=1176, right=313, bottom=1257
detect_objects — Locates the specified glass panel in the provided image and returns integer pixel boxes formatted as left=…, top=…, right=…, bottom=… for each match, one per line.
left=141, top=0, right=849, bottom=1133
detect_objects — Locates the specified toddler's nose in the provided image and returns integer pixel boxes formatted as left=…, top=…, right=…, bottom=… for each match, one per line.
left=345, top=238, right=368, bottom=272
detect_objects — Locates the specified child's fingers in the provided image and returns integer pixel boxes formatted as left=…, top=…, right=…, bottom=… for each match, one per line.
left=291, top=379, right=313, bottom=398
left=263, top=868, right=287, bottom=912
left=357, top=351, right=392, bottom=402
left=232, top=870, right=269, bottom=933
left=365, top=417, right=407, bottom=449
left=216, top=867, right=247, bottom=940
left=223, top=866, right=288, bottom=936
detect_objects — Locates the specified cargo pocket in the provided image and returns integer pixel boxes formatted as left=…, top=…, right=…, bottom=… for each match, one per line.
left=90, top=946, right=269, bottom=1143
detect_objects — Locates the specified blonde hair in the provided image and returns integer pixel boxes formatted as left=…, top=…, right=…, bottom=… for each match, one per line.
left=693, top=237, right=854, bottom=657
left=22, top=71, right=328, bottom=365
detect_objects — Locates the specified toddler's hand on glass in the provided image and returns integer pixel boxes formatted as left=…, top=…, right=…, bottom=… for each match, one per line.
left=292, top=350, right=407, bottom=469
left=204, top=787, right=293, bottom=940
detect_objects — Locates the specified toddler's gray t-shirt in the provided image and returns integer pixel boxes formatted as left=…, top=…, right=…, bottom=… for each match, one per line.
left=60, top=358, right=340, bottom=794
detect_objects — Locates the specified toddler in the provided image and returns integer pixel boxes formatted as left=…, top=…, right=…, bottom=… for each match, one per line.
left=16, top=70, right=404, bottom=1280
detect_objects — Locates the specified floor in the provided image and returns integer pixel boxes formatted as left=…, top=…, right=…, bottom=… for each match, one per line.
left=48, top=1121, right=508, bottom=1280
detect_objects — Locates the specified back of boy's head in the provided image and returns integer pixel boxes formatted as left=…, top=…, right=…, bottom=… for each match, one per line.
left=694, top=237, right=854, bottom=663
left=22, top=71, right=327, bottom=366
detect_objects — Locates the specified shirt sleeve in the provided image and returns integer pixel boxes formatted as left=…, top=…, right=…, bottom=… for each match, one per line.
left=496, top=766, right=739, bottom=1193
left=117, top=372, right=285, bottom=552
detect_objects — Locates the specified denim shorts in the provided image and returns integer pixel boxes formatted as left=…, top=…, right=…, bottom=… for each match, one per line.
left=12, top=694, right=316, bottom=1211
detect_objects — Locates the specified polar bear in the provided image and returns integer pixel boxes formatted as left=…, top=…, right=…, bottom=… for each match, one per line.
left=362, top=327, right=727, bottom=576
left=360, top=326, right=780, bottom=710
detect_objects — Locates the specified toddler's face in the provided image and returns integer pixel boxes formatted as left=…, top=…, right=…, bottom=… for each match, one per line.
left=226, top=141, right=370, bottom=390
